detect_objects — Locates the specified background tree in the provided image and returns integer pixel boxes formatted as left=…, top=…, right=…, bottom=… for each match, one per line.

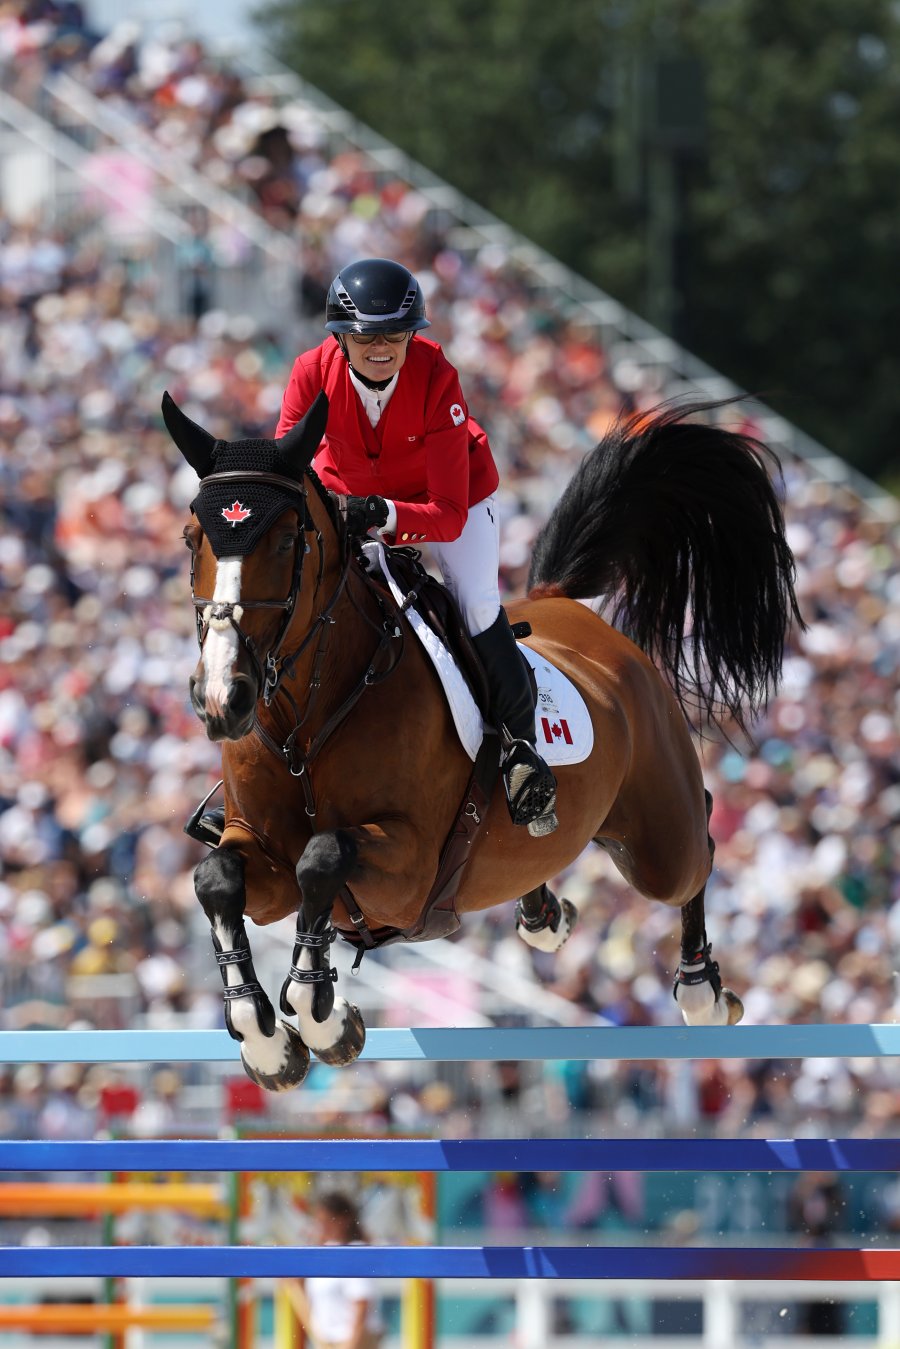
left=258, top=0, right=900, bottom=483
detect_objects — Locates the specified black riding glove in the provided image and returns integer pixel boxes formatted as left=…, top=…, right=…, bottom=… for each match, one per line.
left=343, top=494, right=389, bottom=536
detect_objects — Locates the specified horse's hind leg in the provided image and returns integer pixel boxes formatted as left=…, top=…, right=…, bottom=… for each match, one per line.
left=515, top=884, right=578, bottom=953
left=194, top=848, right=311, bottom=1090
left=279, top=832, right=366, bottom=1067
left=673, top=792, right=744, bottom=1027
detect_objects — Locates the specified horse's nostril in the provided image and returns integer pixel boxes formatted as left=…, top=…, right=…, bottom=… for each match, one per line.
left=189, top=675, right=205, bottom=714
left=228, top=675, right=257, bottom=720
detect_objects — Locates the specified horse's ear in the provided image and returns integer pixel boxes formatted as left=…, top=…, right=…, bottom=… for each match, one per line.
left=161, top=391, right=217, bottom=478
left=276, top=391, right=329, bottom=473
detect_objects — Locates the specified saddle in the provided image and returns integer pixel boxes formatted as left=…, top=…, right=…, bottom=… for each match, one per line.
left=361, top=545, right=491, bottom=717
left=358, top=543, right=535, bottom=722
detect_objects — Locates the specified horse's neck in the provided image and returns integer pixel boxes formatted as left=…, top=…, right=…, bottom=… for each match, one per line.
left=261, top=492, right=378, bottom=739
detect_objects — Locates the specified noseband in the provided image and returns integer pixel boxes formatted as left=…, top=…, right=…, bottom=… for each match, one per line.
left=189, top=469, right=332, bottom=705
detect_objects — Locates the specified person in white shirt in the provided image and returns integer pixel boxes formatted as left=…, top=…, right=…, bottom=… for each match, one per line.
left=294, top=1190, right=383, bottom=1349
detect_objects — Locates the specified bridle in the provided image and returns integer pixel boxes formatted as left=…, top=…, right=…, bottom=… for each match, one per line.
left=189, top=469, right=329, bottom=706
left=188, top=467, right=406, bottom=824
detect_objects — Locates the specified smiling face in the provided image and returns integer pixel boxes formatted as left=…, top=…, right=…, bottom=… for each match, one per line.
left=344, top=330, right=411, bottom=380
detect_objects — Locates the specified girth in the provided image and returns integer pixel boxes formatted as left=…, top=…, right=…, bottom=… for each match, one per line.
left=337, top=729, right=501, bottom=965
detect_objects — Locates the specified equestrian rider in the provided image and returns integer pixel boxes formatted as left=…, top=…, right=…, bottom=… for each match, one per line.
left=276, top=257, right=558, bottom=838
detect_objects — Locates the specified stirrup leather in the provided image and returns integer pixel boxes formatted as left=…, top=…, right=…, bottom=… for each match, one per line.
left=501, top=739, right=558, bottom=829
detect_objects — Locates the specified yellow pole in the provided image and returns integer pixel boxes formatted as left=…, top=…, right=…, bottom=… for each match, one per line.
left=274, top=1280, right=306, bottom=1348
left=402, top=1171, right=437, bottom=1349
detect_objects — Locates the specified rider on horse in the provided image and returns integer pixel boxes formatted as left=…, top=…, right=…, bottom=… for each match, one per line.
left=272, top=257, right=558, bottom=838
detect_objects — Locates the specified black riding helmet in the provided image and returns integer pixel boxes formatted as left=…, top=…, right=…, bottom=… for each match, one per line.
left=325, top=258, right=431, bottom=335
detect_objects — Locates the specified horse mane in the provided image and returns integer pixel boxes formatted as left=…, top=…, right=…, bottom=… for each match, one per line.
left=305, top=464, right=342, bottom=534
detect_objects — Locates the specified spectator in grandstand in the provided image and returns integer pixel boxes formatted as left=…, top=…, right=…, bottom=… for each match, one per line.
left=273, top=255, right=558, bottom=838
left=786, top=1171, right=847, bottom=1334
left=292, top=1190, right=383, bottom=1349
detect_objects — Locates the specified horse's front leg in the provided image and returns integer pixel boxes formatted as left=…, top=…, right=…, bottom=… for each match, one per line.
left=279, top=830, right=368, bottom=1067
left=673, top=792, right=743, bottom=1027
left=194, top=847, right=311, bottom=1090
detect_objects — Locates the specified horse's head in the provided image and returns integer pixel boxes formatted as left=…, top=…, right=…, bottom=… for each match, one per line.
left=162, top=390, right=330, bottom=741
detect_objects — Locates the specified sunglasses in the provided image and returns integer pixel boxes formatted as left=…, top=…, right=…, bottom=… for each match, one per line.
left=348, top=331, right=410, bottom=345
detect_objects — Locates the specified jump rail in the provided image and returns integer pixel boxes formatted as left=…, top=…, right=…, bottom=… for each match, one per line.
left=3, top=1137, right=900, bottom=1172
left=2, top=1247, right=899, bottom=1280
left=2, top=1023, right=900, bottom=1064
left=5, top=1023, right=900, bottom=1285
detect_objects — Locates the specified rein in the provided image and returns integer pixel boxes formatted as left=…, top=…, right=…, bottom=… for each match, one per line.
left=192, top=469, right=407, bottom=826
left=190, top=471, right=316, bottom=700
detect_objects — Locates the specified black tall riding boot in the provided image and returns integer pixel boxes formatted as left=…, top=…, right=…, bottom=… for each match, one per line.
left=472, top=610, right=558, bottom=837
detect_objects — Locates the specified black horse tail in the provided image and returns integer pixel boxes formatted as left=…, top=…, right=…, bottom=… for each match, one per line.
left=527, top=399, right=805, bottom=733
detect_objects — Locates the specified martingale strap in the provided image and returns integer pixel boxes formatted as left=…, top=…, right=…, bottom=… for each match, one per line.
left=339, top=730, right=502, bottom=967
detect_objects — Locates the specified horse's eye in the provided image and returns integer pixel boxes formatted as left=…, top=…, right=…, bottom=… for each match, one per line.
left=183, top=523, right=201, bottom=553
left=277, top=532, right=297, bottom=554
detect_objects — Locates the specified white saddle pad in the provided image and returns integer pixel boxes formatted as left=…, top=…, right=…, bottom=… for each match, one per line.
left=363, top=542, right=594, bottom=765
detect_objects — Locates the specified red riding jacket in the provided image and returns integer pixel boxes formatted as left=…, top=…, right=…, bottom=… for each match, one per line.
left=275, top=335, right=499, bottom=544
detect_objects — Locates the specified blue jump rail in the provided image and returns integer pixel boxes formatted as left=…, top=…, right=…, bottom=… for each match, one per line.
left=2, top=1137, right=900, bottom=1173
left=1, top=1245, right=899, bottom=1280
left=1, top=1023, right=900, bottom=1065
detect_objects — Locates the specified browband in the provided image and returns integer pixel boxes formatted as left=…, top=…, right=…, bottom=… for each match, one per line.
left=198, top=470, right=307, bottom=496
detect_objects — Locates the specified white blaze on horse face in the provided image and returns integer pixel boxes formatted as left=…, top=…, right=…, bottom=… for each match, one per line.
left=203, top=556, right=243, bottom=717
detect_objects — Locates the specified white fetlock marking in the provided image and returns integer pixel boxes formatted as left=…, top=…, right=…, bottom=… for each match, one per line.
left=213, top=919, right=295, bottom=1076
left=284, top=946, right=349, bottom=1052
left=518, top=904, right=573, bottom=954
left=675, top=978, right=730, bottom=1027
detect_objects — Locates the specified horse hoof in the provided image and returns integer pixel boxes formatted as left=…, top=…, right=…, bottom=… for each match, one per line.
left=723, top=988, right=744, bottom=1025
left=240, top=1021, right=310, bottom=1092
left=559, top=898, right=578, bottom=942
left=517, top=894, right=577, bottom=954
left=311, top=1003, right=366, bottom=1067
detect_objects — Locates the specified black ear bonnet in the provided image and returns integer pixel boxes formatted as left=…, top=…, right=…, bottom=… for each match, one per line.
left=191, top=438, right=307, bottom=558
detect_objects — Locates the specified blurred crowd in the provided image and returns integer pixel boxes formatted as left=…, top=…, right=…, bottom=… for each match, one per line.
left=2, top=0, right=900, bottom=1200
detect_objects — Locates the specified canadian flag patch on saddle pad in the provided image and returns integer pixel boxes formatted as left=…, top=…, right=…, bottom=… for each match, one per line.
left=362, top=541, right=594, bottom=766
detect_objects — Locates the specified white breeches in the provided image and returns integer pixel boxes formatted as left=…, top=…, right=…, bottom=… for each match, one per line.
left=429, top=494, right=500, bottom=637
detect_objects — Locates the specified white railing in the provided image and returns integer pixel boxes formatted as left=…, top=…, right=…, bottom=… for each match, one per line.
left=2, top=1275, right=897, bottom=1349
left=0, top=86, right=188, bottom=244
left=45, top=71, right=294, bottom=263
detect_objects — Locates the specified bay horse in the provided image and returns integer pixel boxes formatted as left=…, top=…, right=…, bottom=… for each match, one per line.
left=162, top=392, right=802, bottom=1091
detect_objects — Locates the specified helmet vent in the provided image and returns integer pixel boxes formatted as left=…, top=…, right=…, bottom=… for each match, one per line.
left=335, top=283, right=358, bottom=315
